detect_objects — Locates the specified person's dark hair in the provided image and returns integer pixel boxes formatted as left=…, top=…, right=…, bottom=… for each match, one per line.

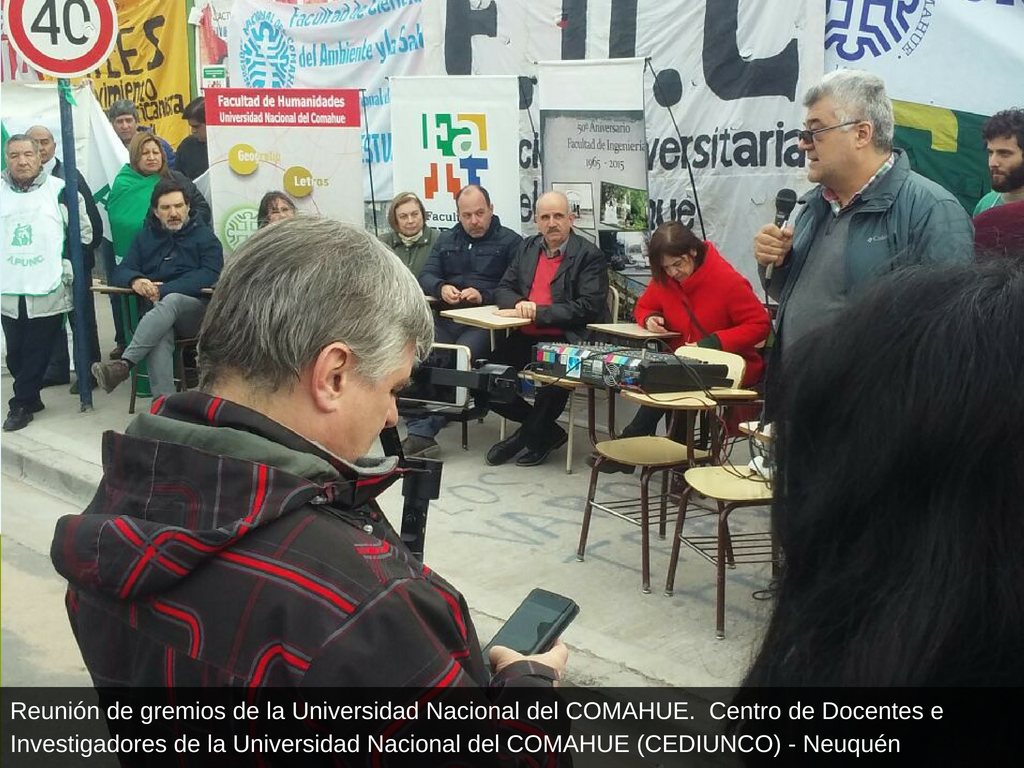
left=741, top=260, right=1024, bottom=687
left=183, top=97, right=206, bottom=124
left=455, top=184, right=491, bottom=207
left=150, top=178, right=189, bottom=210
left=257, top=191, right=296, bottom=228
left=981, top=108, right=1024, bottom=151
left=107, top=99, right=138, bottom=121
left=647, top=221, right=707, bottom=284
left=387, top=191, right=427, bottom=232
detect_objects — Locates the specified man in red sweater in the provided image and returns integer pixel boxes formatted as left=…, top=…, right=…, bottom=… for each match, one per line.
left=486, top=192, right=609, bottom=467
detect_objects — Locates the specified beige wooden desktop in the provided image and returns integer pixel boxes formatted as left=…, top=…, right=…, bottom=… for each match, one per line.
left=739, top=420, right=773, bottom=443
left=586, top=322, right=679, bottom=341
left=440, top=304, right=531, bottom=348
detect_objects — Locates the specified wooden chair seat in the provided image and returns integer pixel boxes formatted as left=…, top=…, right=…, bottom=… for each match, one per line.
left=666, top=466, right=776, bottom=638
left=596, top=436, right=709, bottom=467
left=683, top=466, right=773, bottom=502
left=579, top=347, right=749, bottom=594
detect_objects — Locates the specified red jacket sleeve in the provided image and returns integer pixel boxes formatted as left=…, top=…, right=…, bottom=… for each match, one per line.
left=713, top=273, right=771, bottom=354
left=633, top=281, right=665, bottom=327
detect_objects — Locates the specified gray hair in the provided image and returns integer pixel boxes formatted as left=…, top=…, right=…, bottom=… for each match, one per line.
left=198, top=217, right=434, bottom=393
left=5, top=134, right=40, bottom=154
left=107, top=99, right=139, bottom=121
left=26, top=125, right=54, bottom=140
left=804, top=70, right=894, bottom=152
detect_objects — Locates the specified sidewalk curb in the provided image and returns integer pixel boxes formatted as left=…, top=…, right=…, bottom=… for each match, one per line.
left=2, top=431, right=101, bottom=508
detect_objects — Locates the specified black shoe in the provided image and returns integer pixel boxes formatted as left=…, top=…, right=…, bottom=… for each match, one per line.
left=516, top=427, right=569, bottom=467
left=69, top=374, right=98, bottom=395
left=40, top=373, right=70, bottom=388
left=27, top=399, right=45, bottom=414
left=585, top=451, right=635, bottom=474
left=485, top=428, right=524, bottom=466
left=3, top=407, right=33, bottom=431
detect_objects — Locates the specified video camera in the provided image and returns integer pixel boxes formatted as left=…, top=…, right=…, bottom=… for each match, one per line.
left=382, top=359, right=519, bottom=561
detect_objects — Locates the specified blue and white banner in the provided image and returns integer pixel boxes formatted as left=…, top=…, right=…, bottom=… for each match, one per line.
left=224, top=1, right=825, bottom=285
left=227, top=0, right=443, bottom=202
left=824, top=0, right=1023, bottom=117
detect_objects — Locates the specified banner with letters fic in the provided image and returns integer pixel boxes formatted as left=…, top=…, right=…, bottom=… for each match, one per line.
left=390, top=76, right=522, bottom=234
left=205, top=87, right=363, bottom=254
left=84, top=0, right=193, bottom=148
left=227, top=0, right=442, bottom=208
left=447, top=0, right=826, bottom=288
left=538, top=58, right=649, bottom=273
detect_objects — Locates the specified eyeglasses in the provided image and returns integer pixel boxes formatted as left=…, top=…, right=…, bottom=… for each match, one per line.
left=796, top=120, right=862, bottom=145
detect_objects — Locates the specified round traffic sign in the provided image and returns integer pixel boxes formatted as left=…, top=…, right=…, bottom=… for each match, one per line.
left=3, top=0, right=117, bottom=78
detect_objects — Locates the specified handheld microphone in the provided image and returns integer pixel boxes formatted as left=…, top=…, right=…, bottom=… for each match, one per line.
left=765, top=188, right=798, bottom=280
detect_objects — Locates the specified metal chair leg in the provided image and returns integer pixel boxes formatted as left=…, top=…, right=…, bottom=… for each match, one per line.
left=577, top=461, right=602, bottom=561
left=664, top=486, right=693, bottom=596
left=716, top=500, right=728, bottom=639
left=129, top=368, right=137, bottom=414
left=565, top=391, right=575, bottom=475
left=462, top=419, right=468, bottom=450
left=658, top=470, right=669, bottom=539
left=640, top=466, right=653, bottom=593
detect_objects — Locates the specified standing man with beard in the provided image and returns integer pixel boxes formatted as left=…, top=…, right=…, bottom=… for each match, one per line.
left=974, top=109, right=1024, bottom=216
left=91, top=179, right=222, bottom=398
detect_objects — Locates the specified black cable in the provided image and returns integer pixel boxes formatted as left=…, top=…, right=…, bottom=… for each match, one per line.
left=645, top=58, right=706, bottom=240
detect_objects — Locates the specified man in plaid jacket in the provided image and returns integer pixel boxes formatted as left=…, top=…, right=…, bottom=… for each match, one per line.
left=51, top=218, right=569, bottom=765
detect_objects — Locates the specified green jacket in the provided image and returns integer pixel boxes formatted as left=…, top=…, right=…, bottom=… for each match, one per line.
left=762, top=149, right=974, bottom=315
left=379, top=226, right=439, bottom=277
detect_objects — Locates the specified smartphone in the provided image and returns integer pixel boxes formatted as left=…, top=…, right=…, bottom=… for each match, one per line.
left=484, top=588, right=579, bottom=668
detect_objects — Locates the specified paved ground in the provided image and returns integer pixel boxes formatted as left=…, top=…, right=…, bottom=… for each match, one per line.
left=0, top=295, right=774, bottom=689
left=1, top=477, right=91, bottom=687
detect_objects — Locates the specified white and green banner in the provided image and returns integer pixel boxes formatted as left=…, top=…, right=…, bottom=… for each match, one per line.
left=1, top=81, right=128, bottom=244
left=391, top=76, right=522, bottom=233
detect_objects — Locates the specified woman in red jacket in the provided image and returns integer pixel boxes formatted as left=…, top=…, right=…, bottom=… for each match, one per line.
left=599, top=222, right=770, bottom=468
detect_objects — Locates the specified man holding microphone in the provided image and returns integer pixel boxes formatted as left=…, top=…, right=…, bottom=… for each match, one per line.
left=754, top=70, right=972, bottom=364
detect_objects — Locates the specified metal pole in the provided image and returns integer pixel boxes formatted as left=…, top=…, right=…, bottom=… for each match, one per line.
left=360, top=89, right=380, bottom=236
left=57, top=80, right=93, bottom=411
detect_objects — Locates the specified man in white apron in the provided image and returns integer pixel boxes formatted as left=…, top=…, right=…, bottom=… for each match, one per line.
left=1, top=134, right=93, bottom=431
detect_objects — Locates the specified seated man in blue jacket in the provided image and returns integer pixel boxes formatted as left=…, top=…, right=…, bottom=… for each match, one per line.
left=92, top=178, right=223, bottom=397
left=405, top=184, right=522, bottom=457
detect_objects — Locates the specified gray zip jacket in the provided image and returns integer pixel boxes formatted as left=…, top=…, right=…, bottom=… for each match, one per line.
left=761, top=149, right=974, bottom=322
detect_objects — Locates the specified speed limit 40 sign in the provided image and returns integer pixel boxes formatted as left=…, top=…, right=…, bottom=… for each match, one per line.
left=3, top=0, right=117, bottom=78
